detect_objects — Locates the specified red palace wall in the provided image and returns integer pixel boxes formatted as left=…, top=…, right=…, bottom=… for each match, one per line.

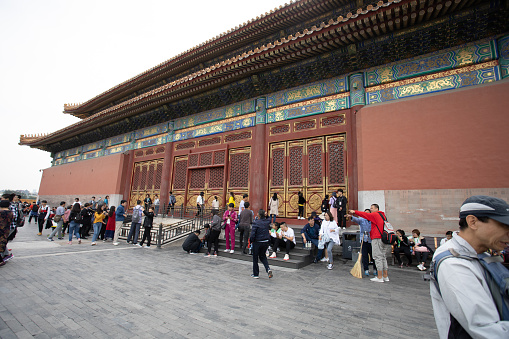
left=355, top=80, right=509, bottom=235
left=39, top=153, right=129, bottom=206
left=356, top=80, right=509, bottom=190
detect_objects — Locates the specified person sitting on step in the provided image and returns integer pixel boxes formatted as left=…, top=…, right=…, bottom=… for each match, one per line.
left=270, top=222, right=295, bottom=261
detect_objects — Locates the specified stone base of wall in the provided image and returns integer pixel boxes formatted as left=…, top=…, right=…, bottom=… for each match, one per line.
left=38, top=194, right=124, bottom=210
left=358, top=188, right=509, bottom=236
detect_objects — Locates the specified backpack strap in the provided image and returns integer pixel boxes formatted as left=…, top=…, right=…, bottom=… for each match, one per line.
left=431, top=249, right=475, bottom=297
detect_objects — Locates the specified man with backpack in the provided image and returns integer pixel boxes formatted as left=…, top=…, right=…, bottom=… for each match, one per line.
left=349, top=204, right=390, bottom=283
left=335, top=189, right=348, bottom=229
left=127, top=200, right=143, bottom=246
left=430, top=195, right=509, bottom=338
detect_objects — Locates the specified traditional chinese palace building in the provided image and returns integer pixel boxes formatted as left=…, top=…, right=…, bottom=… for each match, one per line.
left=20, top=0, right=509, bottom=234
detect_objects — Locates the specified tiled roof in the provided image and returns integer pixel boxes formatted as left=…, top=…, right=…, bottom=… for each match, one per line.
left=22, top=0, right=475, bottom=149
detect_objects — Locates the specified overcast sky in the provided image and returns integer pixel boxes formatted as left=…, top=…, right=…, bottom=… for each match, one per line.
left=0, top=0, right=290, bottom=192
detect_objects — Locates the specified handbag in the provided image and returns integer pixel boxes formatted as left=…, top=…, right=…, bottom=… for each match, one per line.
left=318, top=229, right=331, bottom=249
left=53, top=215, right=62, bottom=222
left=414, top=245, right=429, bottom=252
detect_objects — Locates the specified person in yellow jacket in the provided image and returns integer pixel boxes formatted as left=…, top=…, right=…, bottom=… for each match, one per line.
left=228, top=192, right=236, bottom=207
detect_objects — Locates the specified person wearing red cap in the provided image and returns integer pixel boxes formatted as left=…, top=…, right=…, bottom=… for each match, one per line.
left=430, top=195, right=509, bottom=338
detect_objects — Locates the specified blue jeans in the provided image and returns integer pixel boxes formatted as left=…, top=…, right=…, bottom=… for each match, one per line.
left=91, top=222, right=102, bottom=243
left=68, top=221, right=80, bottom=241
left=269, top=214, right=276, bottom=223
left=127, top=222, right=141, bottom=244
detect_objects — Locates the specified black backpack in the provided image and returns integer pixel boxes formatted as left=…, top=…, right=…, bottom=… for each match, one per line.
left=332, top=197, right=340, bottom=209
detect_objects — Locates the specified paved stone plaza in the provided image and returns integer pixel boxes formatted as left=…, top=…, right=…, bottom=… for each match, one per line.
left=1, top=222, right=438, bottom=338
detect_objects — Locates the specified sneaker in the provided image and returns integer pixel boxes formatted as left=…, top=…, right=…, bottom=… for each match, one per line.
left=3, top=254, right=14, bottom=262
left=37, top=232, right=42, bottom=236
left=68, top=241, right=72, bottom=245
left=91, top=242, right=96, bottom=246
left=250, top=274, right=259, bottom=279
left=383, top=277, right=390, bottom=282
left=269, top=253, right=277, bottom=258
left=283, top=254, right=290, bottom=261
left=47, top=238, right=54, bottom=241
left=113, top=242, right=119, bottom=246
left=145, top=245, right=151, bottom=248
left=417, top=264, right=424, bottom=271
left=342, top=227, right=346, bottom=230
left=213, top=251, right=217, bottom=257
left=78, top=239, right=81, bottom=244
left=229, top=250, right=234, bottom=254
left=364, top=270, right=369, bottom=276
left=268, top=270, right=273, bottom=278
left=205, top=252, right=211, bottom=257
left=58, top=238, right=64, bottom=240
left=224, top=249, right=230, bottom=252
left=327, top=263, right=333, bottom=270
left=419, top=265, right=426, bottom=271
left=370, top=277, right=384, bottom=283
left=189, top=252, right=196, bottom=255
left=135, top=244, right=142, bottom=247
left=320, top=257, right=328, bottom=262
left=265, top=250, right=270, bottom=257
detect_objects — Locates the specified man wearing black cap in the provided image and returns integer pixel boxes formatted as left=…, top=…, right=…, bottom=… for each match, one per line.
left=430, top=195, right=509, bottom=338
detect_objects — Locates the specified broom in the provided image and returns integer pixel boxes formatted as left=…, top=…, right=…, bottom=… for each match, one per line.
left=350, top=241, right=363, bottom=279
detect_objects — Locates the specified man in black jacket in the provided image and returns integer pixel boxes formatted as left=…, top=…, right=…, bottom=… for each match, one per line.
left=182, top=230, right=201, bottom=254
left=249, top=209, right=273, bottom=279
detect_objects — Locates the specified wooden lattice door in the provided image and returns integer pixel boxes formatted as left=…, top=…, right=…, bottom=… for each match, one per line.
left=268, top=134, right=346, bottom=218
left=129, top=159, right=164, bottom=208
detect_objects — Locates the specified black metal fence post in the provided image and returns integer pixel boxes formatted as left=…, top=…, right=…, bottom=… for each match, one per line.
left=157, top=222, right=163, bottom=249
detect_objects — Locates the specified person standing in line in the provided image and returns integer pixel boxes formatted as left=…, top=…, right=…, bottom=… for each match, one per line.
left=223, top=203, right=237, bottom=253
left=99, top=204, right=108, bottom=240
left=238, top=201, right=253, bottom=254
left=196, top=192, right=205, bottom=217
left=319, top=211, right=340, bottom=270
left=113, top=200, right=127, bottom=246
left=62, top=205, right=72, bottom=235
left=0, top=200, right=13, bottom=266
left=348, top=209, right=377, bottom=276
left=103, top=196, right=109, bottom=206
left=127, top=200, right=143, bottom=246
left=268, top=193, right=279, bottom=223
left=205, top=210, right=222, bottom=257
left=349, top=204, right=390, bottom=283
left=329, top=192, right=338, bottom=224
left=168, top=191, right=176, bottom=217
left=249, top=209, right=273, bottom=279
left=104, top=206, right=116, bottom=241
left=48, top=201, right=66, bottom=241
left=139, top=207, right=155, bottom=248
left=144, top=194, right=152, bottom=211
left=28, top=201, right=39, bottom=224
left=297, top=192, right=306, bottom=220
left=89, top=197, right=98, bottom=211
left=67, top=204, right=82, bottom=245
left=91, top=205, right=107, bottom=245
left=80, top=203, right=93, bottom=239
left=37, top=200, right=50, bottom=236
left=430, top=195, right=509, bottom=338
left=153, top=195, right=160, bottom=217
left=336, top=189, right=348, bottom=229
left=211, top=196, right=219, bottom=216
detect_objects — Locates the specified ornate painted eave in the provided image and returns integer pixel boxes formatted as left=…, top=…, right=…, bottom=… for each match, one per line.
left=63, top=0, right=351, bottom=118
left=20, top=0, right=501, bottom=151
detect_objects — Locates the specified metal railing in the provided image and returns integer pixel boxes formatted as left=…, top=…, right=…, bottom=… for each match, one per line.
left=119, top=205, right=225, bottom=248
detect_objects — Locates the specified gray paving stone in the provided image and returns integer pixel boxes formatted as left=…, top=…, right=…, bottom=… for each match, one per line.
left=0, top=224, right=439, bottom=338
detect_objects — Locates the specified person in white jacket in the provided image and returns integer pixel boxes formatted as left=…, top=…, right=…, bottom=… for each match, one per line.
left=319, top=211, right=340, bottom=270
